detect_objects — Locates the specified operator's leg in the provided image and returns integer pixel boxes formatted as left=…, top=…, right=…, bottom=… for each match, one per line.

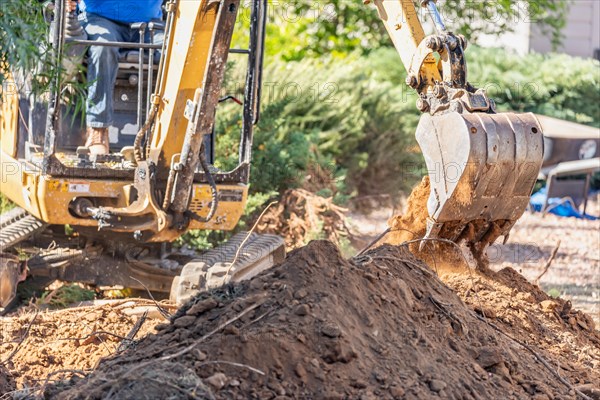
left=80, top=13, right=128, bottom=155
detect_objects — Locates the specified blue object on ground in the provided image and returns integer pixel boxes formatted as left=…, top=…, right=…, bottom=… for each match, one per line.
left=530, top=187, right=598, bottom=220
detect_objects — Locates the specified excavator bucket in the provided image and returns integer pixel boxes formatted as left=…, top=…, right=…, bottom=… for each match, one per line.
left=416, top=111, right=544, bottom=247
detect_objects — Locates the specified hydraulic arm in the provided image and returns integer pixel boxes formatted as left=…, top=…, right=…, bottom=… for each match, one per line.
left=369, top=0, right=544, bottom=249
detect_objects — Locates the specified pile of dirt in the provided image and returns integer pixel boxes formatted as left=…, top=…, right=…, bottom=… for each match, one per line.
left=44, top=241, right=599, bottom=399
left=0, top=299, right=167, bottom=392
left=442, top=265, right=599, bottom=372
left=258, top=189, right=353, bottom=249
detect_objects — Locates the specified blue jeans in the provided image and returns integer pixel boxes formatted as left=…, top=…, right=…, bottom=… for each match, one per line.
left=79, top=12, right=163, bottom=128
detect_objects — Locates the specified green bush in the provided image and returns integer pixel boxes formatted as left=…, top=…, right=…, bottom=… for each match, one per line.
left=469, top=47, right=600, bottom=126
left=213, top=45, right=600, bottom=206
left=0, top=194, right=14, bottom=214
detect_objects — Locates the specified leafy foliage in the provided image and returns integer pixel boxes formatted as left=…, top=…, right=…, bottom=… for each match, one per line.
left=468, top=47, right=600, bottom=126
left=0, top=194, right=14, bottom=213
left=216, top=45, right=599, bottom=204
left=40, top=283, right=96, bottom=308
left=260, top=0, right=568, bottom=60
left=0, top=0, right=49, bottom=96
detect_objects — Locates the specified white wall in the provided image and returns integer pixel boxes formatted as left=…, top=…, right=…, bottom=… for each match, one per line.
left=529, top=0, right=599, bottom=58
left=476, top=0, right=600, bottom=59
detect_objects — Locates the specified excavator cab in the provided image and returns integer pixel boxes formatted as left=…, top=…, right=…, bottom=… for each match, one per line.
left=1, top=0, right=285, bottom=309
left=1, top=0, right=266, bottom=237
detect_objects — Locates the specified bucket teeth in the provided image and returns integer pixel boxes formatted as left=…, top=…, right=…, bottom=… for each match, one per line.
left=416, top=111, right=544, bottom=247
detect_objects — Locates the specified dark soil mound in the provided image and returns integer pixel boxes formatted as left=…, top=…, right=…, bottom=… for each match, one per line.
left=46, top=241, right=597, bottom=399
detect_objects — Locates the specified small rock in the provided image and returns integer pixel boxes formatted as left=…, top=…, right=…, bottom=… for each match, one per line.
left=297, top=333, right=306, bottom=343
left=351, top=379, right=368, bottom=389
left=323, top=342, right=357, bottom=364
left=294, top=363, right=307, bottom=380
left=310, top=358, right=320, bottom=368
left=477, top=347, right=503, bottom=368
left=474, top=306, right=497, bottom=319
left=364, top=272, right=378, bottom=283
left=428, top=379, right=447, bottom=392
left=206, top=372, right=228, bottom=390
left=194, top=350, right=207, bottom=361
left=186, top=298, right=218, bottom=316
left=540, top=300, right=558, bottom=313
left=248, top=277, right=264, bottom=290
left=173, top=316, right=197, bottom=328
left=576, top=315, right=589, bottom=330
left=228, top=379, right=240, bottom=387
left=223, top=325, right=240, bottom=335
left=411, top=287, right=423, bottom=299
left=491, top=362, right=513, bottom=383
left=294, top=304, right=310, bottom=316
left=321, top=323, right=342, bottom=338
left=394, top=279, right=414, bottom=309
left=560, top=300, right=573, bottom=316
left=374, top=371, right=388, bottom=384
left=390, top=386, right=405, bottom=399
left=154, top=323, right=170, bottom=331
left=83, top=311, right=101, bottom=322
left=294, top=288, right=308, bottom=299
left=267, top=380, right=285, bottom=396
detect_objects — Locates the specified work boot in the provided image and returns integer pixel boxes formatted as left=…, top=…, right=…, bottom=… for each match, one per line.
left=84, top=127, right=110, bottom=155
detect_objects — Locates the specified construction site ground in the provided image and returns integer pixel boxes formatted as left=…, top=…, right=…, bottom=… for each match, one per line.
left=0, top=189, right=598, bottom=399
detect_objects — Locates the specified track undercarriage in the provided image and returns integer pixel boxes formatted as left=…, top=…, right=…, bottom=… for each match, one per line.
left=0, top=208, right=285, bottom=313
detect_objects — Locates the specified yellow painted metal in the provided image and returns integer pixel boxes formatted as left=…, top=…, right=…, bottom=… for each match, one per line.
left=0, top=0, right=247, bottom=242
left=188, top=184, right=248, bottom=231
left=0, top=154, right=42, bottom=218
left=149, top=0, right=219, bottom=171
left=0, top=146, right=246, bottom=232
left=371, top=0, right=441, bottom=92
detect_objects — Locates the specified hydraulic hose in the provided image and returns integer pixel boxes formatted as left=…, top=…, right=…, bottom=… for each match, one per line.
left=133, top=105, right=158, bottom=163
left=186, top=147, right=218, bottom=223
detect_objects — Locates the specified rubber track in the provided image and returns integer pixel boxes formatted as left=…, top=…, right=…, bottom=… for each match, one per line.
left=0, top=207, right=47, bottom=251
left=172, top=232, right=285, bottom=304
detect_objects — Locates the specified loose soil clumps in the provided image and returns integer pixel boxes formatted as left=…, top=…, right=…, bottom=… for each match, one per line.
left=386, top=176, right=430, bottom=245
left=46, top=241, right=599, bottom=399
left=258, top=189, right=352, bottom=249
left=0, top=301, right=164, bottom=391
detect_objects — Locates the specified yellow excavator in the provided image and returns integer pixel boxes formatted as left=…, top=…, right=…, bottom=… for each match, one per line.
left=0, top=0, right=543, bottom=309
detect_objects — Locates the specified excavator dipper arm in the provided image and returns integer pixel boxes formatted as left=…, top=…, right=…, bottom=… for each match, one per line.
left=368, top=0, right=544, bottom=249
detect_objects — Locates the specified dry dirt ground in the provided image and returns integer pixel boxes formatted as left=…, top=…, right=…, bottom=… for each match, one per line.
left=4, top=242, right=599, bottom=399
left=486, top=199, right=600, bottom=325
left=349, top=191, right=600, bottom=327
left=0, top=300, right=172, bottom=397
left=0, top=189, right=598, bottom=398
